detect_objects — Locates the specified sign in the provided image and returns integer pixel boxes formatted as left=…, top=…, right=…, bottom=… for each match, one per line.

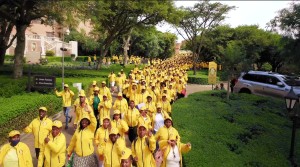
left=33, top=75, right=56, bottom=88
left=208, top=61, right=217, bottom=84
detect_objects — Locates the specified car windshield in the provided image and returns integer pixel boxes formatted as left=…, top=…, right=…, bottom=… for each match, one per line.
left=281, top=76, right=300, bottom=86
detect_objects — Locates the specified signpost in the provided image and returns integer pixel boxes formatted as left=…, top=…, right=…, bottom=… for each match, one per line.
left=33, top=75, right=56, bottom=88
left=208, top=61, right=217, bottom=89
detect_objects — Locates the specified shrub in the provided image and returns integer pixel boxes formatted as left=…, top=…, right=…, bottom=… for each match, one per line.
left=187, top=76, right=209, bottom=84
left=261, top=62, right=272, bottom=71
left=0, top=77, right=27, bottom=97
left=46, top=50, right=55, bottom=56
left=75, top=56, right=89, bottom=62
left=0, top=93, right=61, bottom=145
left=47, top=56, right=72, bottom=62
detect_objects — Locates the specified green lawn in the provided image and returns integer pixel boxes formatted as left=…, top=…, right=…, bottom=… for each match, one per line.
left=172, top=91, right=299, bottom=167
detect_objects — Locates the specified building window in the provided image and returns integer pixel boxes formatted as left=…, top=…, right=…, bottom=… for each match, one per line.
left=31, top=43, right=37, bottom=51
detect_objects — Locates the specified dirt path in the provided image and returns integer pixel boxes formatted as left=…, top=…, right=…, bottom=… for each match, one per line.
left=20, top=83, right=228, bottom=166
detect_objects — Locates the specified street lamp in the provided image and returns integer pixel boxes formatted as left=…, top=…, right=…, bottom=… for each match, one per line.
left=285, top=86, right=299, bottom=166
left=61, top=28, right=70, bottom=87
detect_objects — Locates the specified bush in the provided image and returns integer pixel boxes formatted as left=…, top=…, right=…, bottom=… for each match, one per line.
left=39, top=58, right=48, bottom=65
left=261, top=62, right=272, bottom=71
left=0, top=77, right=27, bottom=97
left=46, top=50, right=55, bottom=56
left=0, top=93, right=61, bottom=145
left=47, top=56, right=72, bottom=62
left=188, top=76, right=209, bottom=84
left=75, top=56, right=89, bottom=62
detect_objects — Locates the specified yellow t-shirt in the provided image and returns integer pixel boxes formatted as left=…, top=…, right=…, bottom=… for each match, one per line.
left=3, top=147, right=19, bottom=167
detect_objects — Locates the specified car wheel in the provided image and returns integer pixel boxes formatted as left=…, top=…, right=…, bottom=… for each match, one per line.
left=239, top=88, right=251, bottom=94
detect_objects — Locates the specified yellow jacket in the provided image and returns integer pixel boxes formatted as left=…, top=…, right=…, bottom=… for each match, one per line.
left=74, top=103, right=94, bottom=125
left=88, top=94, right=103, bottom=107
left=98, top=100, right=112, bottom=122
left=129, top=93, right=142, bottom=105
left=113, top=99, right=128, bottom=115
left=137, top=115, right=152, bottom=130
left=111, top=119, right=129, bottom=140
left=159, top=140, right=191, bottom=167
left=94, top=127, right=110, bottom=147
left=67, top=112, right=97, bottom=157
left=131, top=136, right=156, bottom=167
left=161, top=101, right=172, bottom=114
left=108, top=73, right=116, bottom=82
left=125, top=107, right=140, bottom=127
left=155, top=126, right=180, bottom=142
left=37, top=133, right=66, bottom=167
left=140, top=92, right=150, bottom=104
left=98, top=138, right=125, bottom=167
left=145, top=101, right=156, bottom=117
left=55, top=90, right=74, bottom=107
left=99, top=87, right=112, bottom=100
left=24, top=117, right=52, bottom=148
left=0, top=142, right=33, bottom=167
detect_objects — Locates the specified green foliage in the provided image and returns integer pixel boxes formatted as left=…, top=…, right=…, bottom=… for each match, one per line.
left=0, top=76, right=27, bottom=97
left=0, top=93, right=61, bottom=145
left=173, top=91, right=297, bottom=166
left=46, top=50, right=55, bottom=56
left=261, top=62, right=272, bottom=71
left=47, top=57, right=72, bottom=62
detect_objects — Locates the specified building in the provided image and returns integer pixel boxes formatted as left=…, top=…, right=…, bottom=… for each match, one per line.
left=6, top=20, right=92, bottom=63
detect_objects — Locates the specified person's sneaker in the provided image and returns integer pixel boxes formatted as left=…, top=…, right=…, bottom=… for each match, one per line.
left=69, top=116, right=73, bottom=123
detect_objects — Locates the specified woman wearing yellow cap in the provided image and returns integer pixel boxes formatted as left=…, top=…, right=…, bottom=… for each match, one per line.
left=0, top=130, right=33, bottom=167
left=23, top=107, right=52, bottom=158
left=111, top=110, right=129, bottom=142
left=98, top=94, right=112, bottom=126
left=155, top=117, right=180, bottom=143
left=37, top=120, right=66, bottom=167
left=67, top=110, right=98, bottom=167
left=74, top=92, right=94, bottom=130
left=113, top=92, right=128, bottom=117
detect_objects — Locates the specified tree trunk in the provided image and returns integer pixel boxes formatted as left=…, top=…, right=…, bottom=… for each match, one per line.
left=96, top=46, right=109, bottom=70
left=123, top=35, right=131, bottom=66
left=13, top=25, right=27, bottom=79
left=0, top=47, right=6, bottom=66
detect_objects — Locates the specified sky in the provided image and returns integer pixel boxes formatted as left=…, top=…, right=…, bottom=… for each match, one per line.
left=156, top=1, right=293, bottom=42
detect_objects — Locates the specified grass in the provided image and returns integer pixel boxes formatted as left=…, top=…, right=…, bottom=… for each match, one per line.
left=172, top=91, right=299, bottom=167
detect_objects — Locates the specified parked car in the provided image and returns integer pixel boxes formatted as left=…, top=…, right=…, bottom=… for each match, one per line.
left=233, top=71, right=300, bottom=98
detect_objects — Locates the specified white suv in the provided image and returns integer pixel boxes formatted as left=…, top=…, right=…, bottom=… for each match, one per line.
left=233, top=71, right=300, bottom=98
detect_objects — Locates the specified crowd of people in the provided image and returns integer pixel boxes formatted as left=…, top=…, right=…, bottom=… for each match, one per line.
left=0, top=55, right=193, bottom=167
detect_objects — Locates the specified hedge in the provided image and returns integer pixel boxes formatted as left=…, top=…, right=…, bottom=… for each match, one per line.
left=47, top=57, right=72, bottom=62
left=0, top=93, right=61, bottom=145
left=0, top=76, right=27, bottom=97
left=187, top=76, right=209, bottom=84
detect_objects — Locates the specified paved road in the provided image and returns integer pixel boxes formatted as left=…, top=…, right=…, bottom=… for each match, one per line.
left=19, top=83, right=228, bottom=166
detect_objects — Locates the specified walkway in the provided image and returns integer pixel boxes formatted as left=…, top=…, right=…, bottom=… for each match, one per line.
left=20, top=83, right=228, bottom=166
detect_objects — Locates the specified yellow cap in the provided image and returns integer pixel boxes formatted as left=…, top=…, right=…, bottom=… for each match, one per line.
left=156, top=103, right=162, bottom=108
left=121, top=148, right=132, bottom=160
left=147, top=94, right=152, bottom=98
left=162, top=94, right=167, bottom=97
left=138, top=124, right=148, bottom=130
left=52, top=120, right=63, bottom=128
left=117, top=92, right=122, bottom=96
left=101, top=81, right=106, bottom=84
left=165, top=117, right=172, bottom=121
left=8, top=130, right=20, bottom=137
left=92, top=81, right=97, bottom=85
left=114, top=110, right=121, bottom=115
left=64, top=84, right=69, bottom=88
left=110, top=128, right=119, bottom=135
left=94, top=87, right=100, bottom=91
left=79, top=92, right=86, bottom=97
left=103, top=94, right=108, bottom=97
left=39, top=107, right=47, bottom=112
left=140, top=106, right=147, bottom=111
left=102, top=116, right=111, bottom=122
left=80, top=115, right=90, bottom=122
left=132, top=83, right=137, bottom=86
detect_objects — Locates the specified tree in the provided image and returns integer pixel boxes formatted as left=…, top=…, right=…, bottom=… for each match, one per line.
left=169, top=0, right=235, bottom=74
left=86, top=0, right=174, bottom=69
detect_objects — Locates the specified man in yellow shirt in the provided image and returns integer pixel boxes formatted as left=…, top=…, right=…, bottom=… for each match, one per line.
left=55, top=84, right=74, bottom=129
left=100, top=81, right=112, bottom=101
left=37, top=120, right=66, bottom=167
left=124, top=100, right=140, bottom=142
left=24, top=107, right=52, bottom=158
left=108, top=71, right=116, bottom=92
left=113, top=92, right=128, bottom=117
left=0, top=130, right=33, bottom=167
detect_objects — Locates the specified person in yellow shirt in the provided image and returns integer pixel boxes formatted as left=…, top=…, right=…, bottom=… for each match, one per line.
left=108, top=71, right=116, bottom=93
left=129, top=84, right=142, bottom=105
left=74, top=92, right=94, bottom=129
left=159, top=135, right=191, bottom=167
left=24, top=107, right=52, bottom=158
left=67, top=112, right=98, bottom=166
left=145, top=95, right=156, bottom=117
left=93, top=54, right=97, bottom=65
left=168, top=83, right=177, bottom=104
left=88, top=56, right=92, bottom=66
left=155, top=117, right=180, bottom=143
left=98, top=128, right=124, bottom=167
left=113, top=92, right=128, bottom=117
left=88, top=81, right=97, bottom=96
left=161, top=94, right=172, bottom=116
left=0, top=130, right=33, bottom=167
left=131, top=124, right=156, bottom=167
left=100, top=81, right=112, bottom=101
left=94, top=117, right=111, bottom=147
left=115, top=73, right=124, bottom=93
left=140, top=86, right=149, bottom=104
left=137, top=106, right=152, bottom=131
left=55, top=84, right=74, bottom=128
left=111, top=110, right=129, bottom=142
left=124, top=100, right=140, bottom=142
left=37, top=120, right=66, bottom=167
left=98, top=94, right=112, bottom=125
